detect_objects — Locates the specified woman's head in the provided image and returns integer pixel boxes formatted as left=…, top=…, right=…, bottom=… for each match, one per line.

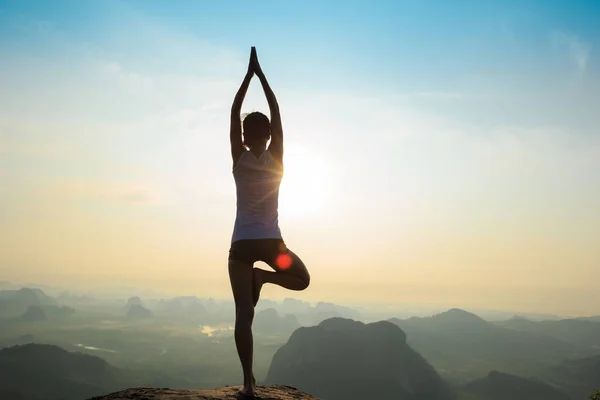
left=243, top=112, right=270, bottom=148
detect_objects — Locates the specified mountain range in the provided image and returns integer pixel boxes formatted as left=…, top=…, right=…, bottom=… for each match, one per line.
left=497, top=316, right=600, bottom=350
left=389, top=308, right=590, bottom=381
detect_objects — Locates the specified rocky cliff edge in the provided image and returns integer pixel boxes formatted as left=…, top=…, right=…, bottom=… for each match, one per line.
left=88, top=385, right=318, bottom=400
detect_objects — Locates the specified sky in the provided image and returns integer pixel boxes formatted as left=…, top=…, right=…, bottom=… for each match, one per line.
left=1, top=0, right=599, bottom=316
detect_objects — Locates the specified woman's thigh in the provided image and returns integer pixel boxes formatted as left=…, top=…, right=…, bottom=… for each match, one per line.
left=266, top=248, right=310, bottom=283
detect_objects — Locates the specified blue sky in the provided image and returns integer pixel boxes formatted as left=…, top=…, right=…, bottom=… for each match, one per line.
left=1, top=0, right=599, bottom=314
left=3, top=0, right=599, bottom=91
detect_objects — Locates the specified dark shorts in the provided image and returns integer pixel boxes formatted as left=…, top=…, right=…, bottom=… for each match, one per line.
left=228, top=238, right=290, bottom=266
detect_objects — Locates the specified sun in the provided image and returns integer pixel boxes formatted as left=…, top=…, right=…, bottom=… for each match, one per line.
left=278, top=143, right=334, bottom=219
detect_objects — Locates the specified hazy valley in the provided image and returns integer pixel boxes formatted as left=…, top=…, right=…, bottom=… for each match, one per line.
left=0, top=284, right=598, bottom=400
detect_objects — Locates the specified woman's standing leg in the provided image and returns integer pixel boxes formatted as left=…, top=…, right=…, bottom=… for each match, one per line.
left=228, top=260, right=256, bottom=397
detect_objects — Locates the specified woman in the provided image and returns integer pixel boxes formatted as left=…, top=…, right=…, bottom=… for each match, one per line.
left=228, top=47, right=311, bottom=398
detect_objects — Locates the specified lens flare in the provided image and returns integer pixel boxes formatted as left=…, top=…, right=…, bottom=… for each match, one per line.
left=276, top=253, right=292, bottom=269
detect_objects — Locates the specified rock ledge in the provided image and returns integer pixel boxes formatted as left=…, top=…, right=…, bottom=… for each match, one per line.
left=88, top=385, right=319, bottom=400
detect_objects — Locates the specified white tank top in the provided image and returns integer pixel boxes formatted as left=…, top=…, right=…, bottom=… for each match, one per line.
left=231, top=150, right=283, bottom=243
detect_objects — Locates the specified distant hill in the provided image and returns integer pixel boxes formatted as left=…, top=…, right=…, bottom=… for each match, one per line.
left=389, top=308, right=582, bottom=382
left=275, top=298, right=362, bottom=326
left=0, top=281, right=18, bottom=290
left=311, top=310, right=344, bottom=325
left=313, top=301, right=361, bottom=320
left=57, top=292, right=94, bottom=305
left=572, top=315, right=600, bottom=322
left=0, top=334, right=35, bottom=348
left=279, top=298, right=313, bottom=315
left=123, top=297, right=153, bottom=319
left=498, top=317, right=600, bottom=350
left=541, top=355, right=600, bottom=400
left=472, top=310, right=564, bottom=322
left=45, top=305, right=75, bottom=318
left=255, top=298, right=280, bottom=311
left=125, top=304, right=153, bottom=319
left=265, top=317, right=455, bottom=400
left=18, top=305, right=75, bottom=322
left=0, top=288, right=57, bottom=318
left=19, top=306, right=46, bottom=322
left=254, top=308, right=300, bottom=336
left=155, top=296, right=208, bottom=320
left=126, top=296, right=142, bottom=307
left=0, top=343, right=121, bottom=400
left=461, top=371, right=570, bottom=400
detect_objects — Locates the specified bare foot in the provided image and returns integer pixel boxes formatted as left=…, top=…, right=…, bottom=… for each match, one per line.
left=252, top=268, right=264, bottom=307
left=238, top=383, right=255, bottom=398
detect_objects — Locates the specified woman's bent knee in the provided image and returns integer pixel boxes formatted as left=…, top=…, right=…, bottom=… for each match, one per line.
left=300, top=273, right=310, bottom=290
left=288, top=251, right=310, bottom=289
left=304, top=276, right=310, bottom=290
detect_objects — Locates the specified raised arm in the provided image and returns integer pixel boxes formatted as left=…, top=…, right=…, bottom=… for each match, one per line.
left=252, top=48, right=283, bottom=163
left=230, top=54, right=254, bottom=166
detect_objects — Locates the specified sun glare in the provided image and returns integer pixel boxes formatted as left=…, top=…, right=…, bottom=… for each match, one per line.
left=278, top=144, right=334, bottom=219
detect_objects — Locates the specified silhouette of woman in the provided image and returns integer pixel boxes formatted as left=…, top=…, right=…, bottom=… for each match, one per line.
left=228, top=47, right=311, bottom=398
